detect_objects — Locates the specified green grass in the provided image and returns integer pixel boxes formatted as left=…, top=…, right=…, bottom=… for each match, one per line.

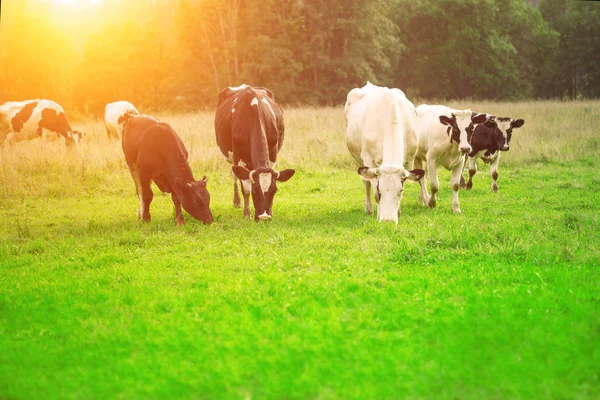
left=1, top=102, right=599, bottom=399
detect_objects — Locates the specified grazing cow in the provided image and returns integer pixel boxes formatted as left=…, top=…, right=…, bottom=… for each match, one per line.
left=105, top=101, right=139, bottom=140
left=214, top=84, right=295, bottom=221
left=414, top=105, right=490, bottom=213
left=122, top=115, right=213, bottom=225
left=345, top=82, right=424, bottom=223
left=0, top=99, right=84, bottom=146
left=463, top=116, right=525, bottom=192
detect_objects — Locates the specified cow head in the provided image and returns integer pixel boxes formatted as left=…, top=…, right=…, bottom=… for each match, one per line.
left=177, top=176, right=213, bottom=224
left=439, top=111, right=487, bottom=154
left=65, top=130, right=85, bottom=146
left=232, top=165, right=295, bottom=221
left=493, top=117, right=525, bottom=151
left=358, top=165, right=424, bottom=223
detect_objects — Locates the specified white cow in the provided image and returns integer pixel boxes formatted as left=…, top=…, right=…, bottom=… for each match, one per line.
left=345, top=82, right=424, bottom=223
left=414, top=105, right=488, bottom=213
left=105, top=101, right=139, bottom=140
left=0, top=99, right=84, bottom=146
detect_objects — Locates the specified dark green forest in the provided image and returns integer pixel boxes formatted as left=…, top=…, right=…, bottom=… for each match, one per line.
left=0, top=0, right=598, bottom=115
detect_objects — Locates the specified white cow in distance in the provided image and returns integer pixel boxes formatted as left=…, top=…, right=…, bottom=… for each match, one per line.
left=345, top=82, right=424, bottom=223
left=414, top=104, right=490, bottom=213
left=105, top=101, right=139, bottom=140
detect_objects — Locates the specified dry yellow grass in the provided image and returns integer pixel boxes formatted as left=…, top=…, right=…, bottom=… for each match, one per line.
left=1, top=101, right=598, bottom=200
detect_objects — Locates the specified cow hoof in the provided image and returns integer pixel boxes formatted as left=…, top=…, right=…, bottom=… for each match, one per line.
left=466, top=182, right=473, bottom=190
left=233, top=203, right=241, bottom=208
left=427, top=200, right=436, bottom=209
left=176, top=217, right=185, bottom=226
left=492, top=185, right=498, bottom=193
left=453, top=208, right=462, bottom=214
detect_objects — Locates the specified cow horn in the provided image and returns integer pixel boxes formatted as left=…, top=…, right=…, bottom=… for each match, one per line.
left=249, top=170, right=256, bottom=184
left=274, top=170, right=280, bottom=179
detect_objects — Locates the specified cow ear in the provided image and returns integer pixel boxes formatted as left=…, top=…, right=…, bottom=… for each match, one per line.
left=232, top=165, right=250, bottom=181
left=512, top=119, right=525, bottom=128
left=403, top=168, right=425, bottom=182
left=358, top=166, right=379, bottom=180
left=439, top=115, right=454, bottom=126
left=275, top=169, right=295, bottom=182
left=471, top=113, right=487, bottom=124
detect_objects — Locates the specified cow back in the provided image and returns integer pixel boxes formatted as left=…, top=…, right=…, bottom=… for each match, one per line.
left=215, top=85, right=283, bottom=169
left=122, top=115, right=160, bottom=168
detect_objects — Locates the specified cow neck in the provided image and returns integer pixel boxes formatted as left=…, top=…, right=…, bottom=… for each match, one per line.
left=165, top=146, right=196, bottom=185
left=250, top=104, right=271, bottom=169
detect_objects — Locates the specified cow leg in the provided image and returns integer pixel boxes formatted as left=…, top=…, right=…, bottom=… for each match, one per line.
left=426, top=158, right=439, bottom=208
left=140, top=176, right=153, bottom=222
left=459, top=155, right=467, bottom=189
left=414, top=157, right=430, bottom=205
left=130, top=169, right=145, bottom=219
left=490, top=153, right=501, bottom=193
left=241, top=179, right=252, bottom=219
left=466, top=156, right=477, bottom=190
left=451, top=163, right=465, bottom=214
left=172, top=193, right=185, bottom=225
left=363, top=180, right=373, bottom=214
left=232, top=171, right=241, bottom=208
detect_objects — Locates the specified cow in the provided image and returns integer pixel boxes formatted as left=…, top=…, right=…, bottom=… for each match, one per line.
left=463, top=116, right=525, bottom=192
left=214, top=84, right=295, bottom=221
left=345, top=82, right=424, bottom=223
left=414, top=105, right=491, bottom=213
left=105, top=101, right=139, bottom=140
left=0, top=99, right=84, bottom=146
left=122, top=115, right=213, bottom=225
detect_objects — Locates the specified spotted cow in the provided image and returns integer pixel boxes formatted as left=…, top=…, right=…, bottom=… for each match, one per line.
left=105, top=101, right=139, bottom=140
left=0, top=99, right=84, bottom=146
left=463, top=116, right=525, bottom=192
left=214, top=84, right=295, bottom=221
left=414, top=105, right=490, bottom=213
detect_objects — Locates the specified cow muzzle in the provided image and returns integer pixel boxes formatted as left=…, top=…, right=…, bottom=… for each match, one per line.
left=501, top=145, right=510, bottom=151
left=460, top=146, right=472, bottom=154
left=258, top=212, right=272, bottom=221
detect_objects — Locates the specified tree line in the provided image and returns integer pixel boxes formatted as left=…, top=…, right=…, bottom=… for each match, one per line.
left=0, top=0, right=598, bottom=116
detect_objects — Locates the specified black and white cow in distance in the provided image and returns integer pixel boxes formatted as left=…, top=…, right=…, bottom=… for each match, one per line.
left=122, top=115, right=213, bottom=225
left=464, top=116, right=525, bottom=192
left=215, top=84, right=295, bottom=221
left=0, top=99, right=84, bottom=146
left=414, top=105, right=491, bottom=213
left=105, top=101, right=139, bottom=140
left=345, top=82, right=424, bottom=223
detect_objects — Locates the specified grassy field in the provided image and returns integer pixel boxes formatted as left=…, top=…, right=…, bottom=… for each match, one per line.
left=0, top=101, right=599, bottom=399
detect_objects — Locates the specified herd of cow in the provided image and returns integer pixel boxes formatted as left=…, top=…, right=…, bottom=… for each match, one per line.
left=0, top=83, right=524, bottom=224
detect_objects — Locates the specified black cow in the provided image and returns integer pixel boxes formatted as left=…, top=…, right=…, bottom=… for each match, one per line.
left=214, top=84, right=295, bottom=221
left=122, top=115, right=213, bottom=225
left=462, top=116, right=525, bottom=192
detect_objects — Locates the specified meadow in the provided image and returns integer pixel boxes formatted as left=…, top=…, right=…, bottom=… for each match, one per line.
left=0, top=101, right=598, bottom=399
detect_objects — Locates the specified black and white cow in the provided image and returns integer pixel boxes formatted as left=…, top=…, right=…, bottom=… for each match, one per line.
left=0, top=99, right=84, bottom=146
left=214, top=84, right=295, bottom=221
left=414, top=105, right=491, bottom=213
left=463, top=116, right=525, bottom=192
left=105, top=101, right=139, bottom=140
